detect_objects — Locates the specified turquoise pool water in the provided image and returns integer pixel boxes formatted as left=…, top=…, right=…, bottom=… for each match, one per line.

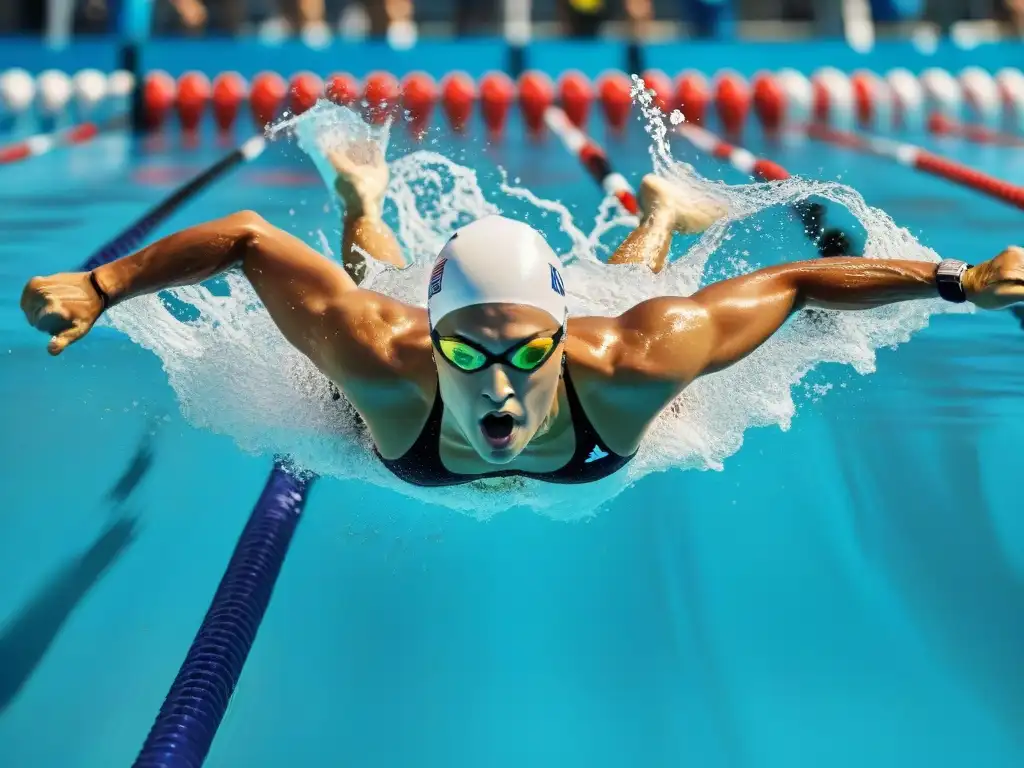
left=1, top=108, right=1023, bottom=768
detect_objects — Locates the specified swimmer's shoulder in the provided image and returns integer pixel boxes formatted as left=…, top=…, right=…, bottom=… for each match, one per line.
left=331, top=290, right=437, bottom=457
left=563, top=316, right=656, bottom=452
left=566, top=309, right=703, bottom=450
left=333, top=289, right=432, bottom=375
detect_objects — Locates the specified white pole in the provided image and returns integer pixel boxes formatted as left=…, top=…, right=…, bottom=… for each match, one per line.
left=46, top=0, right=76, bottom=48
left=504, top=0, right=532, bottom=45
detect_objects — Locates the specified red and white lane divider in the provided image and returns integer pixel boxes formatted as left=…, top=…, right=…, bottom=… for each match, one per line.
left=674, top=121, right=853, bottom=256
left=0, top=118, right=124, bottom=165
left=676, top=122, right=788, bottom=182
left=927, top=112, right=1024, bottom=147
left=4, top=66, right=1023, bottom=149
left=543, top=104, right=639, bottom=215
left=807, top=124, right=1024, bottom=211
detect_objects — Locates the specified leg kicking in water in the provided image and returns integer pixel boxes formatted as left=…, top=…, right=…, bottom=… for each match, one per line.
left=20, top=140, right=1024, bottom=487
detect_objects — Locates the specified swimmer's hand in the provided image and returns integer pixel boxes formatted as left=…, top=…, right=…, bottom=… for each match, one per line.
left=20, top=272, right=104, bottom=355
left=964, top=246, right=1024, bottom=310
left=327, top=139, right=388, bottom=219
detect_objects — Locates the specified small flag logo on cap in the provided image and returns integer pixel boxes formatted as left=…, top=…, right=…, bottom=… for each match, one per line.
left=549, top=264, right=565, bottom=296
left=428, top=258, right=447, bottom=298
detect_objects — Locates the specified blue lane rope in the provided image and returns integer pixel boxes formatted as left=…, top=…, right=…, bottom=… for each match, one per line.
left=133, top=461, right=313, bottom=768
left=72, top=134, right=315, bottom=767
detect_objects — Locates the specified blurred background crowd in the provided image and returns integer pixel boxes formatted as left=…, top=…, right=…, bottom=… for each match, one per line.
left=1, top=0, right=1022, bottom=44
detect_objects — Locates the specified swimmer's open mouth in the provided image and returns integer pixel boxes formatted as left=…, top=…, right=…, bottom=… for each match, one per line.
left=480, top=413, right=516, bottom=449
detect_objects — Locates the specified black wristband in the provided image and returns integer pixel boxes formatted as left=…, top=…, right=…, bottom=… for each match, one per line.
left=89, top=270, right=110, bottom=310
left=935, top=259, right=972, bottom=304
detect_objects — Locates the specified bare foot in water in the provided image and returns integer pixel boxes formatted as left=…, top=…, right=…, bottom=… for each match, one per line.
left=638, top=173, right=727, bottom=235
left=325, top=138, right=389, bottom=219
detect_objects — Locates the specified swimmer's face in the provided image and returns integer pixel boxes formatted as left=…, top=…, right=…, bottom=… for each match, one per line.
left=432, top=304, right=564, bottom=464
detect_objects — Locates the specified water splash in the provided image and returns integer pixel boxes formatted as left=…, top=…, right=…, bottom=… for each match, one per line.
left=104, top=97, right=969, bottom=520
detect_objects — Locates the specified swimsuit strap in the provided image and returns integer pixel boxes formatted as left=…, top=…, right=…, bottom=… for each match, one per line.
left=375, top=383, right=449, bottom=486
left=561, top=366, right=597, bottom=460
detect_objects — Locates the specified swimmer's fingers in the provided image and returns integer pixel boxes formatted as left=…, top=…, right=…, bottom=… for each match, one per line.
left=47, top=317, right=94, bottom=356
left=23, top=294, right=76, bottom=342
left=20, top=277, right=49, bottom=323
left=328, top=147, right=383, bottom=177
left=987, top=280, right=1024, bottom=307
left=21, top=273, right=104, bottom=350
left=967, top=247, right=1024, bottom=309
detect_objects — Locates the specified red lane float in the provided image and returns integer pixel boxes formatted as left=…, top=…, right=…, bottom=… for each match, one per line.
left=326, top=73, right=359, bottom=106
left=640, top=69, right=673, bottom=113
left=212, top=72, right=246, bottom=132
left=676, top=71, right=710, bottom=125
left=751, top=71, right=785, bottom=134
left=558, top=71, right=593, bottom=128
left=288, top=71, right=322, bottom=116
left=363, top=71, right=400, bottom=123
left=479, top=71, right=514, bottom=138
left=518, top=71, right=554, bottom=138
left=597, top=71, right=632, bottom=132
left=176, top=71, right=211, bottom=132
left=440, top=71, right=476, bottom=133
left=143, top=70, right=176, bottom=131
left=714, top=71, right=748, bottom=135
left=250, top=71, right=286, bottom=128
left=401, top=72, right=437, bottom=137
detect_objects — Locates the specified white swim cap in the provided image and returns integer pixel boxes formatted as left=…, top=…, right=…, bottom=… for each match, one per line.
left=426, top=215, right=567, bottom=329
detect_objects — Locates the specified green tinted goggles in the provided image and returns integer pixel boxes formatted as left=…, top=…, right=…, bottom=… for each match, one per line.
left=431, top=326, right=565, bottom=373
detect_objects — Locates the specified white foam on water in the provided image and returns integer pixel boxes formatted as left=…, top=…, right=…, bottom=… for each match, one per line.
left=104, top=92, right=969, bottom=520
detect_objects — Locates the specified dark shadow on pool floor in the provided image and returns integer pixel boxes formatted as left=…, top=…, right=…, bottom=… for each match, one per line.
left=0, top=514, right=138, bottom=714
left=0, top=423, right=157, bottom=715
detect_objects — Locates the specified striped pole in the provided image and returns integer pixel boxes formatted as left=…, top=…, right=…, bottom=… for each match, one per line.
left=675, top=122, right=854, bottom=257
left=808, top=124, right=1024, bottom=211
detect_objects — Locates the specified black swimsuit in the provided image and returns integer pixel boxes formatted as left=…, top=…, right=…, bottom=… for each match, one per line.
left=377, top=368, right=636, bottom=487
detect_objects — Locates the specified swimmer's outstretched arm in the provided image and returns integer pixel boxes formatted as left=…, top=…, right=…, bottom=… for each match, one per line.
left=21, top=212, right=416, bottom=383
left=612, top=247, right=1024, bottom=386
left=327, top=138, right=404, bottom=282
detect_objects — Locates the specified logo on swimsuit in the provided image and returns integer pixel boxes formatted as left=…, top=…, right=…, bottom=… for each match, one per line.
left=585, top=445, right=609, bottom=463
left=549, top=264, right=565, bottom=296
left=428, top=257, right=447, bottom=298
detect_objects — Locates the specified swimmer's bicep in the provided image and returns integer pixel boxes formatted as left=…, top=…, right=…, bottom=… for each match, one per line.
left=239, top=219, right=366, bottom=364
left=610, top=298, right=714, bottom=384
left=312, top=292, right=429, bottom=383
left=687, top=276, right=799, bottom=374
left=618, top=278, right=797, bottom=379
left=242, top=223, right=358, bottom=308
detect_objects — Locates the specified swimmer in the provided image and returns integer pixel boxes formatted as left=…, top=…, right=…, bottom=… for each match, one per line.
left=20, top=144, right=1024, bottom=487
